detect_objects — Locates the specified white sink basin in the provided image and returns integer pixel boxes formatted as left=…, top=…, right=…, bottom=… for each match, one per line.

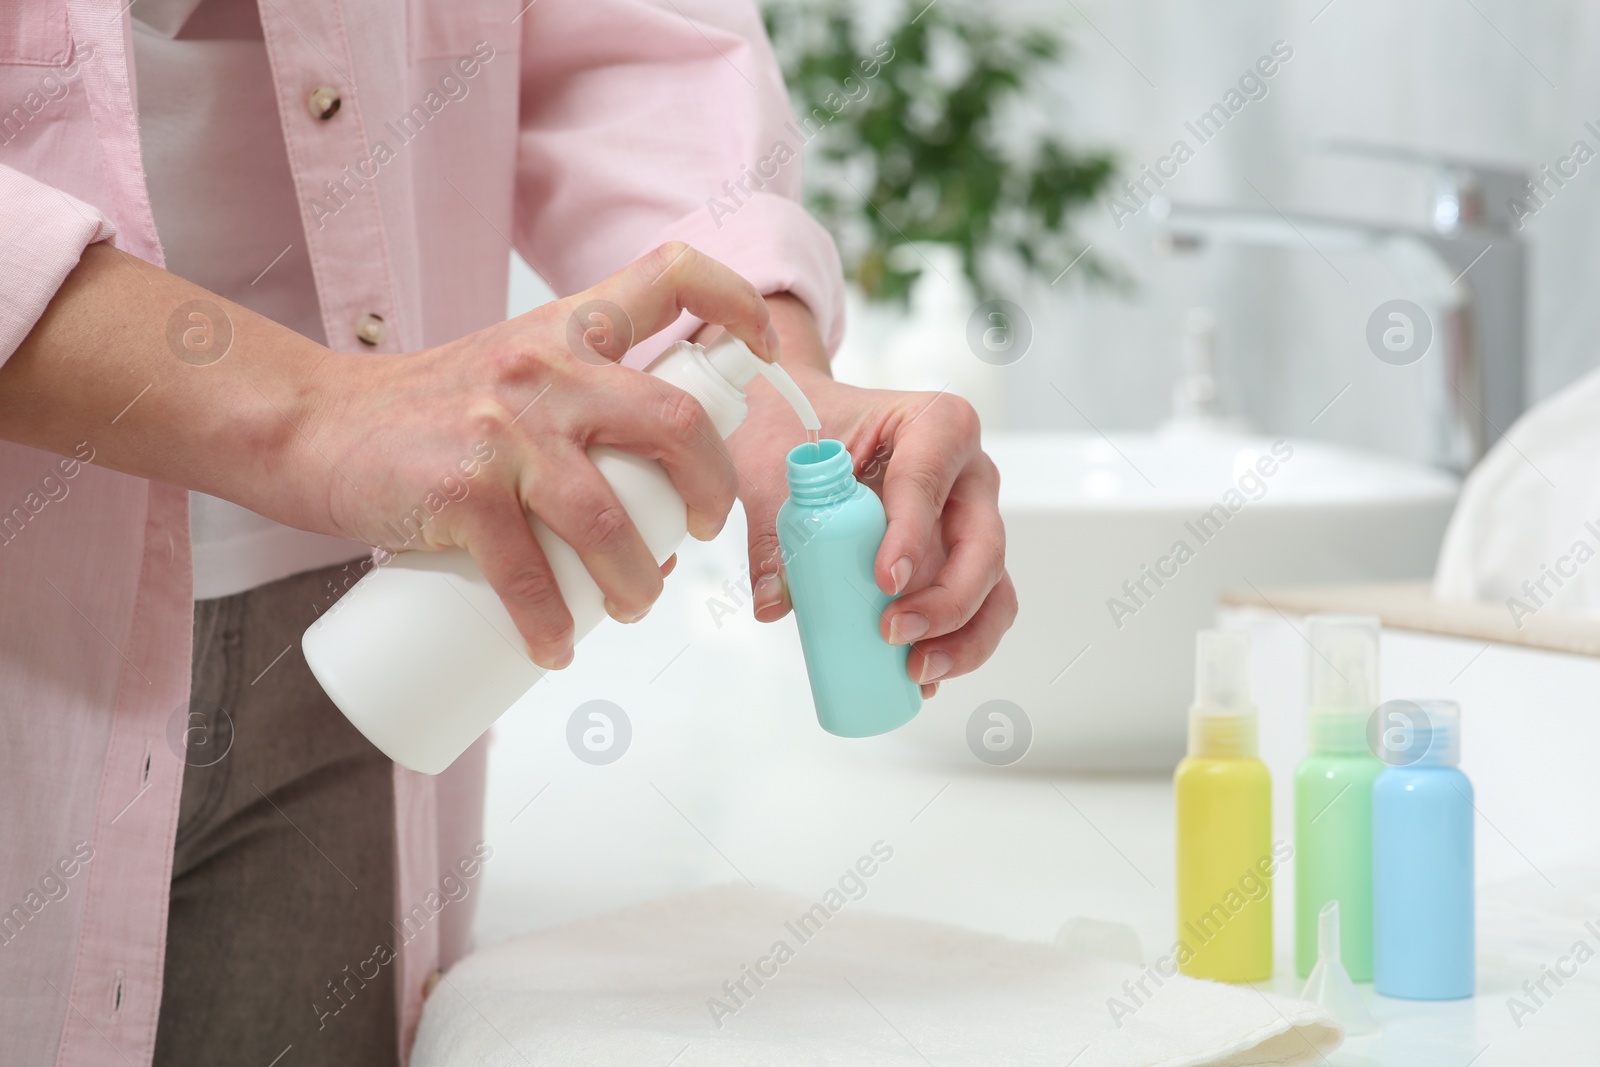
left=899, top=429, right=1459, bottom=769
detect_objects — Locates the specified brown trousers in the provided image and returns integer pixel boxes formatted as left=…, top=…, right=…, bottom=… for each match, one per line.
left=155, top=562, right=397, bottom=1066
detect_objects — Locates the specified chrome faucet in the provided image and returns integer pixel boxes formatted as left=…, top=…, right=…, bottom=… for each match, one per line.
left=1150, top=144, right=1526, bottom=473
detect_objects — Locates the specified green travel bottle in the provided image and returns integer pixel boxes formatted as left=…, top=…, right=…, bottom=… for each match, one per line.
left=778, top=439, right=921, bottom=737
left=1294, top=614, right=1384, bottom=980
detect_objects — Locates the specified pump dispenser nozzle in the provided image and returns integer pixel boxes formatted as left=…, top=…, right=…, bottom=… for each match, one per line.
left=1307, top=614, right=1380, bottom=754
left=1188, top=630, right=1257, bottom=758
left=707, top=339, right=821, bottom=431
left=642, top=339, right=820, bottom=439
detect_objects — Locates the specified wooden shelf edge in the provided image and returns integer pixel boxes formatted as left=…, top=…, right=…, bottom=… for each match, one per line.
left=1218, top=582, right=1600, bottom=659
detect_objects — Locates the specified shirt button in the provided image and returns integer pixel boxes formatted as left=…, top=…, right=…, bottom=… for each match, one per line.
left=355, top=313, right=387, bottom=346
left=308, top=86, right=341, bottom=120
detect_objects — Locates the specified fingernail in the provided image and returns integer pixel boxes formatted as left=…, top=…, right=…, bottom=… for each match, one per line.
left=764, top=322, right=782, bottom=361
left=918, top=649, right=952, bottom=684
left=550, top=644, right=575, bottom=670
left=888, top=612, right=929, bottom=645
left=605, top=598, right=649, bottom=624
left=890, top=556, right=914, bottom=594
left=753, top=571, right=784, bottom=617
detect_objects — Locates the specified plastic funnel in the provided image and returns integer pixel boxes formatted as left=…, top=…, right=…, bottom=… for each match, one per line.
left=1301, top=899, right=1378, bottom=1036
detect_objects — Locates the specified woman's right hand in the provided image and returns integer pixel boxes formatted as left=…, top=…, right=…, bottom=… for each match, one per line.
left=5, top=237, right=771, bottom=667
left=300, top=243, right=780, bottom=668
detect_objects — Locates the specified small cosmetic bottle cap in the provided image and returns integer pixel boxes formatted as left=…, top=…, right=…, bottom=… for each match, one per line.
left=1375, top=698, right=1460, bottom=767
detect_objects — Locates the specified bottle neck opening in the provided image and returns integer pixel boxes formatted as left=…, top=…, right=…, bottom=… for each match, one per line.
left=786, top=439, right=856, bottom=505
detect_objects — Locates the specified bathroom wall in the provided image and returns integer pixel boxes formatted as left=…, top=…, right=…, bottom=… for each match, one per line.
left=977, top=0, right=1600, bottom=465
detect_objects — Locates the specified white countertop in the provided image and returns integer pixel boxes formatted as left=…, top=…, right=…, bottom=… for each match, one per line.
left=471, top=517, right=1600, bottom=1066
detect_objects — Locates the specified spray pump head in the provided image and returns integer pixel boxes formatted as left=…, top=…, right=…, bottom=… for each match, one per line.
left=1188, top=630, right=1257, bottom=758
left=1307, top=614, right=1380, bottom=755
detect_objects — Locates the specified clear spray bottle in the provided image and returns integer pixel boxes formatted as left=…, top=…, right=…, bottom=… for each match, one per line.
left=301, top=340, right=819, bottom=774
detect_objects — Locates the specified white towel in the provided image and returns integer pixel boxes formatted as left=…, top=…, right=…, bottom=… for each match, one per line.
left=1435, top=363, right=1600, bottom=616
left=411, top=885, right=1341, bottom=1067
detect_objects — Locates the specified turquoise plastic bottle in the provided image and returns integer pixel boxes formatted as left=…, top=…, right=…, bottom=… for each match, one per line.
left=1294, top=614, right=1383, bottom=980
left=777, top=439, right=921, bottom=737
left=1372, top=698, right=1475, bottom=999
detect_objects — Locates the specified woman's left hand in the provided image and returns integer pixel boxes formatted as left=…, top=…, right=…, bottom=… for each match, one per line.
left=707, top=294, right=1017, bottom=697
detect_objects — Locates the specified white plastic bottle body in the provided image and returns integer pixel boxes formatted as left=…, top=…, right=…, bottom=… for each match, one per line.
left=530, top=447, right=689, bottom=641
left=303, top=447, right=685, bottom=774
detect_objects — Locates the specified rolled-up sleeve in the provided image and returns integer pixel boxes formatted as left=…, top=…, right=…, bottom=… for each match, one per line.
left=0, top=163, right=117, bottom=364
left=513, top=0, right=846, bottom=361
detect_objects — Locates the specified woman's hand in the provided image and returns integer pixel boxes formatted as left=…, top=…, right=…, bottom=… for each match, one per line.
left=721, top=295, right=1016, bottom=696
left=302, top=244, right=779, bottom=669
left=2, top=239, right=776, bottom=672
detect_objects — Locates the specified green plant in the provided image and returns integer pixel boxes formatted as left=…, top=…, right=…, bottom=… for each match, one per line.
left=763, top=0, right=1117, bottom=305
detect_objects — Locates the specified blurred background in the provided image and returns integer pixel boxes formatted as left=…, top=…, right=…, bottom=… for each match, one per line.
left=517, top=0, right=1599, bottom=462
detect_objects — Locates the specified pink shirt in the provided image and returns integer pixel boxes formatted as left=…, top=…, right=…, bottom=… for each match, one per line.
left=0, top=2, right=844, bottom=1064
left=134, top=0, right=376, bottom=598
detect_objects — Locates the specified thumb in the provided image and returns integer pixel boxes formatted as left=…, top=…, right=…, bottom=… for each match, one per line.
left=742, top=490, right=791, bottom=623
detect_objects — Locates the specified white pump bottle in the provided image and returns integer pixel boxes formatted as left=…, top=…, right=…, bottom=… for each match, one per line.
left=302, top=339, right=819, bottom=774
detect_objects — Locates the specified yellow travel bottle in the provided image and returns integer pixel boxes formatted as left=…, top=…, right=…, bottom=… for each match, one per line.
left=1175, top=630, right=1273, bottom=982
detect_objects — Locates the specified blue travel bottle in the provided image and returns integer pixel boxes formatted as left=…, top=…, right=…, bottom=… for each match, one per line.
left=1372, top=699, right=1475, bottom=999
left=777, top=439, right=921, bottom=736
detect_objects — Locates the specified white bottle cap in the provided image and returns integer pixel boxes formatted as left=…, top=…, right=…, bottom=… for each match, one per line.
left=1188, top=630, right=1257, bottom=758
left=1307, top=614, right=1380, bottom=755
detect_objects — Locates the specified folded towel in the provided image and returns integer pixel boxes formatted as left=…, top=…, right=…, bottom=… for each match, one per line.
left=1435, top=363, right=1600, bottom=616
left=411, top=884, right=1340, bottom=1067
